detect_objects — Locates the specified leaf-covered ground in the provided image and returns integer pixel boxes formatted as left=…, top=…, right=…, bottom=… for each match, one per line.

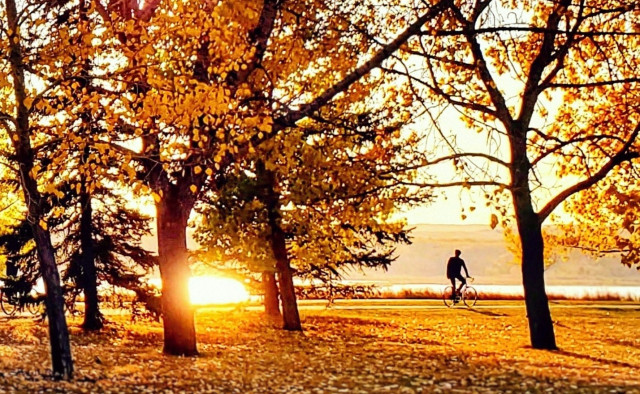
left=0, top=302, right=639, bottom=393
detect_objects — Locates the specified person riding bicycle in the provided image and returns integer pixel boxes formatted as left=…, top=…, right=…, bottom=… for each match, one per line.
left=446, top=249, right=471, bottom=300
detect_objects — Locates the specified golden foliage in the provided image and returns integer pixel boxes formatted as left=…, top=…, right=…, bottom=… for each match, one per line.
left=0, top=306, right=638, bottom=391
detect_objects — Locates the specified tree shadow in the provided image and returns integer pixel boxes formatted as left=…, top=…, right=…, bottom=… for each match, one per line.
left=555, top=350, right=640, bottom=370
left=466, top=309, right=508, bottom=317
left=604, top=338, right=640, bottom=350
left=595, top=307, right=640, bottom=313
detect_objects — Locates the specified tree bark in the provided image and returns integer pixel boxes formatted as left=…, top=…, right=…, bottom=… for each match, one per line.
left=156, top=187, right=197, bottom=355
left=517, top=211, right=557, bottom=349
left=273, top=237, right=301, bottom=331
left=258, top=163, right=301, bottom=331
left=262, top=271, right=281, bottom=317
left=510, top=125, right=557, bottom=350
left=32, top=225, right=74, bottom=378
left=79, top=183, right=103, bottom=330
left=5, top=0, right=73, bottom=379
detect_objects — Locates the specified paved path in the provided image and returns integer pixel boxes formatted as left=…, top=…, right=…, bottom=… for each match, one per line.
left=248, top=299, right=640, bottom=311
left=3, top=299, right=637, bottom=319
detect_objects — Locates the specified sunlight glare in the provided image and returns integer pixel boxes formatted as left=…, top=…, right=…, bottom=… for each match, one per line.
left=188, top=276, right=250, bottom=305
left=146, top=276, right=250, bottom=305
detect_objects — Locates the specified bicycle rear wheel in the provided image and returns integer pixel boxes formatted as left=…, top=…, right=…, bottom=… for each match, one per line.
left=0, top=290, right=18, bottom=316
left=463, top=286, right=477, bottom=307
left=442, top=286, right=456, bottom=307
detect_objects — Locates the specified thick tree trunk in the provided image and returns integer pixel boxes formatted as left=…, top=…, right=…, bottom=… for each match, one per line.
left=79, top=186, right=103, bottom=330
left=156, top=188, right=197, bottom=355
left=32, top=226, right=74, bottom=379
left=262, top=271, right=281, bottom=317
left=273, top=238, right=301, bottom=331
left=510, top=124, right=557, bottom=350
left=5, top=0, right=73, bottom=379
left=517, top=213, right=557, bottom=349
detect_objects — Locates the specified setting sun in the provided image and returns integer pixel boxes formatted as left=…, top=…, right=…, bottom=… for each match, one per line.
left=188, top=276, right=250, bottom=305
left=146, top=276, right=250, bottom=305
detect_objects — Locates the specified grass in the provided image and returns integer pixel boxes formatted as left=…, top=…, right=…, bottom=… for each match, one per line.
left=0, top=303, right=639, bottom=392
left=374, top=288, right=638, bottom=302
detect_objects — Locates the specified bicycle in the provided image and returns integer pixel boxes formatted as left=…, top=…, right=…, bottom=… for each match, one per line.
left=442, top=277, right=477, bottom=308
left=0, top=288, right=43, bottom=316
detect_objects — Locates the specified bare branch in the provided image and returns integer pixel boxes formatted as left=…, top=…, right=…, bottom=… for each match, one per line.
left=546, top=78, right=640, bottom=89
left=381, top=67, right=497, bottom=117
left=397, top=180, right=508, bottom=189
left=449, top=3, right=512, bottom=125
left=421, top=152, right=509, bottom=168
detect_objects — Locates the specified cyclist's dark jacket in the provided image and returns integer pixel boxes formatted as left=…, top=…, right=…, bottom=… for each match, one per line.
left=446, top=257, right=468, bottom=279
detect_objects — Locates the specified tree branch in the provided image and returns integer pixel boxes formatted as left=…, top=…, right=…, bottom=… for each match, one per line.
left=538, top=123, right=640, bottom=222
left=546, top=78, right=640, bottom=89
left=233, top=0, right=281, bottom=84
left=273, top=0, right=453, bottom=131
left=449, top=4, right=512, bottom=126
left=420, top=152, right=509, bottom=168
left=397, top=180, right=508, bottom=189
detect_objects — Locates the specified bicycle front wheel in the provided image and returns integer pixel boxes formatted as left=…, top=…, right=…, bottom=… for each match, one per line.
left=463, top=286, right=478, bottom=308
left=442, top=286, right=456, bottom=308
left=27, top=300, right=44, bottom=316
left=0, top=291, right=18, bottom=316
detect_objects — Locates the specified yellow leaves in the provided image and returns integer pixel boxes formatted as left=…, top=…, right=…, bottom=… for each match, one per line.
left=21, top=97, right=34, bottom=110
left=39, top=219, right=47, bottom=230
left=194, top=166, right=202, bottom=175
left=29, top=165, right=41, bottom=179
left=490, top=214, right=499, bottom=230
left=51, top=206, right=65, bottom=219
left=152, top=192, right=162, bottom=203
left=185, top=27, right=200, bottom=37
left=190, top=185, right=198, bottom=194
left=1, top=307, right=639, bottom=391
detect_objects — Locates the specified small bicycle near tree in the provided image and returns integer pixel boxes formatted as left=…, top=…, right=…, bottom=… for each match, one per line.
left=0, top=287, right=42, bottom=316
left=442, top=277, right=477, bottom=308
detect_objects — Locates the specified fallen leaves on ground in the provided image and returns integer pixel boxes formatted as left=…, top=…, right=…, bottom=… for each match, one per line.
left=0, top=302, right=639, bottom=393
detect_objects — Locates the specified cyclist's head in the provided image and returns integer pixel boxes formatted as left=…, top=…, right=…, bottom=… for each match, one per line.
left=455, top=249, right=461, bottom=257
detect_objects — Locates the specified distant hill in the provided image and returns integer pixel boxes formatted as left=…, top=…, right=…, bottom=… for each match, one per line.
left=342, top=224, right=640, bottom=286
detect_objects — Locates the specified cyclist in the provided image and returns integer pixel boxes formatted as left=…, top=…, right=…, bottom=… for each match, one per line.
left=446, top=249, right=471, bottom=300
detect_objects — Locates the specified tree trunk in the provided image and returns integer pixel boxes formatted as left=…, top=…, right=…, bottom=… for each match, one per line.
left=79, top=185, right=103, bottom=330
left=517, top=212, right=557, bottom=349
left=262, top=271, right=281, bottom=317
left=32, top=226, right=75, bottom=379
left=259, top=163, right=301, bottom=331
left=5, top=0, right=73, bottom=379
left=156, top=187, right=197, bottom=355
left=510, top=124, right=557, bottom=350
left=273, top=239, right=301, bottom=331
